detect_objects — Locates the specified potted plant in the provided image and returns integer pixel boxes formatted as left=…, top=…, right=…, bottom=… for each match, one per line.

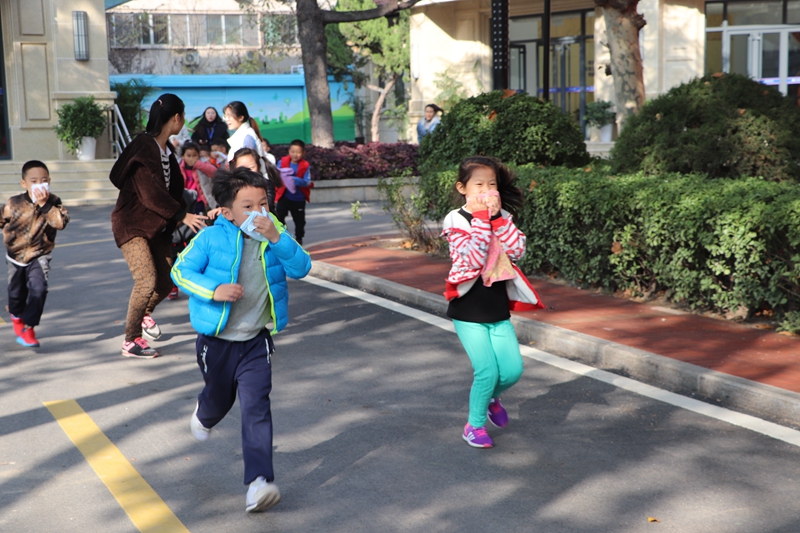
left=585, top=100, right=616, bottom=142
left=54, top=96, right=108, bottom=160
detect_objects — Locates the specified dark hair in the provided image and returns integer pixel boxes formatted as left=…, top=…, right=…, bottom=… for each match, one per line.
left=198, top=145, right=211, bottom=154
left=22, top=160, right=49, bottom=179
left=181, top=141, right=200, bottom=155
left=145, top=93, right=185, bottom=136
left=425, top=103, right=444, bottom=115
left=224, top=101, right=264, bottom=142
left=232, top=148, right=282, bottom=191
left=194, top=106, right=225, bottom=130
left=456, top=156, right=523, bottom=219
left=262, top=138, right=271, bottom=149
left=289, top=139, right=306, bottom=151
left=212, top=167, right=271, bottom=208
left=231, top=147, right=260, bottom=169
left=209, top=138, right=228, bottom=152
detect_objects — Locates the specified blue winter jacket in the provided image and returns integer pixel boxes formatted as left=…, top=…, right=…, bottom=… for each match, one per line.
left=170, top=214, right=311, bottom=337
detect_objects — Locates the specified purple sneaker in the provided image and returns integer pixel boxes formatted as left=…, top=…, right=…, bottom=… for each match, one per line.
left=463, top=423, right=494, bottom=448
left=487, top=398, right=509, bottom=428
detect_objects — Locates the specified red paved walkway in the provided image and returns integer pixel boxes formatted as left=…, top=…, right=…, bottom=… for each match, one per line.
left=309, top=235, right=800, bottom=394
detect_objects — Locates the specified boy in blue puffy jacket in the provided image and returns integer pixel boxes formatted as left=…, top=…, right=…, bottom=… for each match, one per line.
left=171, top=167, right=311, bottom=513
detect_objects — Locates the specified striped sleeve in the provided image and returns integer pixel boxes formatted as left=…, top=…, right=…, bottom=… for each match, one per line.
left=491, top=215, right=526, bottom=262
left=444, top=210, right=493, bottom=271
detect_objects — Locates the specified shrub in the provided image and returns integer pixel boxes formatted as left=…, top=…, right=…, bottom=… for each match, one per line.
left=54, top=96, right=107, bottom=154
left=416, top=162, right=800, bottom=319
left=271, top=141, right=418, bottom=180
left=611, top=73, right=800, bottom=181
left=418, top=91, right=589, bottom=175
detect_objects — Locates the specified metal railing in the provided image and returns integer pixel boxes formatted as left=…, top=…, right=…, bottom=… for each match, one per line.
left=108, top=104, right=132, bottom=159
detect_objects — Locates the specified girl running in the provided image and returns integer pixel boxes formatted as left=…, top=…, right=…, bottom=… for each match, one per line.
left=442, top=156, right=544, bottom=448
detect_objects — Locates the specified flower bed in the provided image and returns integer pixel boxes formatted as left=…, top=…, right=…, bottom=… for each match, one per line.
left=271, top=141, right=418, bottom=180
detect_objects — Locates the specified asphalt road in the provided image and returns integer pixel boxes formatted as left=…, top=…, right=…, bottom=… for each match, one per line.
left=2, top=204, right=800, bottom=533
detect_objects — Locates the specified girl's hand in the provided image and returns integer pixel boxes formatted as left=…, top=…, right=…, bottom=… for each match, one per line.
left=182, top=213, right=208, bottom=233
left=466, top=194, right=489, bottom=214
left=252, top=214, right=280, bottom=243
left=486, top=195, right=501, bottom=216
left=206, top=207, right=223, bottom=220
left=213, top=283, right=243, bottom=302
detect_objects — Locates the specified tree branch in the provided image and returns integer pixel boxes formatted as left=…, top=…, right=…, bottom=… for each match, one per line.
left=322, top=0, right=423, bottom=24
left=366, top=84, right=384, bottom=93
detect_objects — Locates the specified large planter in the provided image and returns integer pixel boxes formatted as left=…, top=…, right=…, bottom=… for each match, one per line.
left=77, top=137, right=97, bottom=161
left=599, top=123, right=613, bottom=143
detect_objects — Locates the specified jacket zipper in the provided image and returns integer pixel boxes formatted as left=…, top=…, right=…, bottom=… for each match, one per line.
left=260, top=241, right=278, bottom=334
left=215, top=231, right=242, bottom=336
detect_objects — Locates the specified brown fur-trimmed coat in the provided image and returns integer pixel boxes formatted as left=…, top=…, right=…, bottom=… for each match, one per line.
left=0, top=192, right=69, bottom=264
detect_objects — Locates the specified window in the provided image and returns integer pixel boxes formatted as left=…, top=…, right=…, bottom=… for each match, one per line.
left=207, top=15, right=223, bottom=45
left=727, top=1, right=782, bottom=25
left=107, top=13, right=169, bottom=46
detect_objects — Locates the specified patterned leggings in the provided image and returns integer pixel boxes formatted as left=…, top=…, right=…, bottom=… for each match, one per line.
left=120, top=235, right=173, bottom=342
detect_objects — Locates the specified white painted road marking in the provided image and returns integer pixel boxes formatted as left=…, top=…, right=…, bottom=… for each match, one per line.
left=304, top=274, right=800, bottom=448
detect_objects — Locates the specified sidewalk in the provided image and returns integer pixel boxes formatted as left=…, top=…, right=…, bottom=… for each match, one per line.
left=308, top=234, right=800, bottom=426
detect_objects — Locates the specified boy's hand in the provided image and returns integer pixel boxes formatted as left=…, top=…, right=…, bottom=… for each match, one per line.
left=252, top=214, right=280, bottom=243
left=213, top=283, right=244, bottom=302
left=32, top=188, right=49, bottom=207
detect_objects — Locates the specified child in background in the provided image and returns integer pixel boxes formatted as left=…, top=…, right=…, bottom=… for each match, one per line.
left=179, top=141, right=218, bottom=213
left=210, top=139, right=228, bottom=167
left=261, top=138, right=276, bottom=166
left=198, top=146, right=212, bottom=164
left=442, top=156, right=544, bottom=449
left=275, top=139, right=313, bottom=245
left=171, top=167, right=311, bottom=513
left=231, top=148, right=282, bottom=214
left=1, top=160, right=69, bottom=347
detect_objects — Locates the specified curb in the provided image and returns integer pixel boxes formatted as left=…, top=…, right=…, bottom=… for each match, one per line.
left=310, top=261, right=800, bottom=429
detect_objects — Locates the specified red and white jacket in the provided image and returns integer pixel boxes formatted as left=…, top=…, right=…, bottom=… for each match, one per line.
left=442, top=208, right=545, bottom=311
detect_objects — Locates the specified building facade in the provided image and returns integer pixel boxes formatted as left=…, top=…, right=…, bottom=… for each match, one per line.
left=1, top=0, right=113, bottom=161
left=409, top=0, right=800, bottom=140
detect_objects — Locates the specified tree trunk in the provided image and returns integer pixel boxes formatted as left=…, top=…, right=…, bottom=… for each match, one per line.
left=368, top=75, right=397, bottom=142
left=297, top=0, right=336, bottom=148
left=595, top=0, right=646, bottom=122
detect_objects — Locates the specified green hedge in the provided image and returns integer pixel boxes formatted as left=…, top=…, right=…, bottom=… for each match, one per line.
left=610, top=73, right=800, bottom=182
left=417, top=164, right=800, bottom=319
left=418, top=91, right=589, bottom=174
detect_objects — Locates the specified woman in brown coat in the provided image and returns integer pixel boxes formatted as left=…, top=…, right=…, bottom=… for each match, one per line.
left=110, top=94, right=207, bottom=358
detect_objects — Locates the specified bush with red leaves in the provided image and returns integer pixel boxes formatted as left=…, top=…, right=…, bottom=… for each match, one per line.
left=270, top=142, right=418, bottom=180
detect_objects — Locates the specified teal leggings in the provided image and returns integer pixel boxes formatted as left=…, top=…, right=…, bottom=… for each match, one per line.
left=453, top=319, right=524, bottom=428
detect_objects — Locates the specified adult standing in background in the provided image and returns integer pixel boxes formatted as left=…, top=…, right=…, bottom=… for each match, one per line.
left=110, top=93, right=207, bottom=359
left=417, top=103, right=443, bottom=142
left=224, top=101, right=268, bottom=173
left=191, top=107, right=229, bottom=149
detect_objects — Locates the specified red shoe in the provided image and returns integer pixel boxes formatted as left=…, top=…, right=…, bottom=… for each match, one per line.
left=167, top=287, right=179, bottom=300
left=17, top=326, right=40, bottom=347
left=10, top=315, right=24, bottom=338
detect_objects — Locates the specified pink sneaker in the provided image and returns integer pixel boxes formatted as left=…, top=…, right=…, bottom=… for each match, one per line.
left=463, top=423, right=493, bottom=448
left=122, top=338, right=159, bottom=358
left=487, top=398, right=509, bottom=428
left=141, top=314, right=162, bottom=340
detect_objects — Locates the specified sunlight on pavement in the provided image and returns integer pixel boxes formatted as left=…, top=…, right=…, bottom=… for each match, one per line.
left=44, top=399, right=190, bottom=533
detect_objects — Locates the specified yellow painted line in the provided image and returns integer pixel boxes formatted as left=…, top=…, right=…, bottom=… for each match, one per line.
left=44, top=400, right=190, bottom=533
left=56, top=237, right=116, bottom=248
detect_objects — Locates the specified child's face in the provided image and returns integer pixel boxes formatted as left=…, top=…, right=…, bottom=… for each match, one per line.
left=183, top=149, right=199, bottom=167
left=261, top=139, right=271, bottom=153
left=211, top=144, right=227, bottom=155
left=21, top=167, right=50, bottom=195
left=235, top=154, right=259, bottom=173
left=199, top=148, right=211, bottom=160
left=221, top=185, right=270, bottom=227
left=288, top=145, right=304, bottom=163
left=456, top=166, right=498, bottom=197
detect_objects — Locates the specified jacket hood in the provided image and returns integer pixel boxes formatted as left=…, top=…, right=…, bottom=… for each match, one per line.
left=110, top=134, right=172, bottom=190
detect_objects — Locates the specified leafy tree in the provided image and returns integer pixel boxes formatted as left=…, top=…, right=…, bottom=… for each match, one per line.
left=337, top=0, right=409, bottom=142
left=244, top=0, right=422, bottom=147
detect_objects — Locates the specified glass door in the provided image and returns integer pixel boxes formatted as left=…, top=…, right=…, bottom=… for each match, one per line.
left=714, top=24, right=800, bottom=95
left=509, top=45, right=526, bottom=92
left=539, top=38, right=583, bottom=122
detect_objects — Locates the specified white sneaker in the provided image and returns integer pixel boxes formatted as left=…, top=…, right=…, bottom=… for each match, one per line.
left=141, top=314, right=162, bottom=341
left=245, top=476, right=281, bottom=513
left=190, top=403, right=211, bottom=442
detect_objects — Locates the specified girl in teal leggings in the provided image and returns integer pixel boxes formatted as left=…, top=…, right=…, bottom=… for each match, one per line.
left=441, top=156, right=545, bottom=448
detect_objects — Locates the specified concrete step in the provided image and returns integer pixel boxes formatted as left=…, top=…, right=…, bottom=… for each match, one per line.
left=0, top=159, right=117, bottom=204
